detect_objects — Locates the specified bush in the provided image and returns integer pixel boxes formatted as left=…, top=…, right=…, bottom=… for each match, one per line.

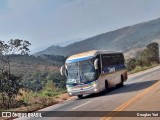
left=40, top=89, right=59, bottom=97
left=126, top=42, right=159, bottom=72
left=34, top=81, right=61, bottom=97
left=127, top=58, right=136, bottom=71
left=132, top=66, right=143, bottom=73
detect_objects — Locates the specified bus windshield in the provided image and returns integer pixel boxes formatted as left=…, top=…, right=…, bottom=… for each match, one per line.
left=66, top=60, right=95, bottom=84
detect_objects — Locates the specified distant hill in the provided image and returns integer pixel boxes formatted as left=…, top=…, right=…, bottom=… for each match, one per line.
left=34, top=18, right=160, bottom=56
left=54, top=38, right=83, bottom=47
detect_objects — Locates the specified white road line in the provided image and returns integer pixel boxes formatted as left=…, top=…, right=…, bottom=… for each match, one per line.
left=138, top=78, right=143, bottom=81
left=137, top=75, right=151, bottom=82
left=140, top=71, right=158, bottom=79
left=127, top=71, right=158, bottom=84
left=72, top=101, right=92, bottom=110
left=145, top=75, right=152, bottom=78
left=152, top=72, right=159, bottom=75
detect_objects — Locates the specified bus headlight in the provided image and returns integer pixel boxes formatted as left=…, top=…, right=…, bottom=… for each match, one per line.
left=67, top=87, right=71, bottom=91
left=92, top=81, right=97, bottom=87
left=94, top=88, right=98, bottom=92
left=93, top=83, right=97, bottom=87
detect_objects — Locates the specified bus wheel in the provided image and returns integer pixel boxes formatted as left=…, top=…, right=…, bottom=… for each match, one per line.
left=77, top=95, right=83, bottom=99
left=117, top=75, right=124, bottom=87
left=104, top=80, right=109, bottom=94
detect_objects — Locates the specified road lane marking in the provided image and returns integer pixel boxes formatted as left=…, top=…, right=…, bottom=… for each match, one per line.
left=128, top=71, right=159, bottom=84
left=137, top=72, right=159, bottom=82
left=129, top=68, right=160, bottom=80
left=100, top=80, right=160, bottom=120
left=145, top=75, right=152, bottom=78
left=72, top=101, right=92, bottom=110
left=138, top=78, right=143, bottom=81
left=137, top=74, right=152, bottom=82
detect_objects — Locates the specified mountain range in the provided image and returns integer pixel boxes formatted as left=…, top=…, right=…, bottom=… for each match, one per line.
left=53, top=38, right=83, bottom=47
left=34, top=18, right=160, bottom=57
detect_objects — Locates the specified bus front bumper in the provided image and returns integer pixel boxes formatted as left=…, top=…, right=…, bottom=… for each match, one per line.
left=67, top=86, right=99, bottom=96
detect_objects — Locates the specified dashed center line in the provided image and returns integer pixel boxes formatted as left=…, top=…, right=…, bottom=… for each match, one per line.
left=72, top=101, right=93, bottom=110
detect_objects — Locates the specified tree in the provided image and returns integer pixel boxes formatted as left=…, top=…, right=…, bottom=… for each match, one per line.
left=136, top=49, right=151, bottom=66
left=0, top=39, right=31, bottom=109
left=147, top=42, right=159, bottom=63
left=126, top=58, right=136, bottom=71
left=126, top=42, right=159, bottom=71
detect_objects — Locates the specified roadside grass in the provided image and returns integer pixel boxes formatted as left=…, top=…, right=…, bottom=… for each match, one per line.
left=128, top=63, right=159, bottom=74
left=4, top=88, right=67, bottom=112
left=0, top=80, right=68, bottom=114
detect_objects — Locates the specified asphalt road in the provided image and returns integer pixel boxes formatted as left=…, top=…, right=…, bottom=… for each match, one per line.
left=15, top=66, right=160, bottom=120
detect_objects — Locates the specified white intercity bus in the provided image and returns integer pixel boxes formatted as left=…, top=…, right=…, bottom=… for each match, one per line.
left=60, top=50, right=128, bottom=98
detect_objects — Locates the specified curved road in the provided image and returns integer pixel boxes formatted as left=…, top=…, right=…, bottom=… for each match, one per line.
left=15, top=66, right=160, bottom=120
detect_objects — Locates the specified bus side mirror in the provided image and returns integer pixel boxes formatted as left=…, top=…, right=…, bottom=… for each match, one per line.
left=60, top=65, right=66, bottom=76
left=94, top=59, right=99, bottom=70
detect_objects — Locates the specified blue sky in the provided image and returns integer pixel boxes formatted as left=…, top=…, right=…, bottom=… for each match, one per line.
left=0, top=0, right=160, bottom=53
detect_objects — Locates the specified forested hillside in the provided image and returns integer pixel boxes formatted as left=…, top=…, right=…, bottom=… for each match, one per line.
left=9, top=54, right=66, bottom=92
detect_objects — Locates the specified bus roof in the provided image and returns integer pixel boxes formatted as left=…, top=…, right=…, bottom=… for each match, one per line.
left=66, top=50, right=122, bottom=63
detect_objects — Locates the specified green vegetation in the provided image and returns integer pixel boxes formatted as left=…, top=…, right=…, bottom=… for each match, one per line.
left=0, top=39, right=67, bottom=111
left=9, top=54, right=67, bottom=111
left=16, top=81, right=66, bottom=111
left=0, top=39, right=31, bottom=109
left=129, top=64, right=158, bottom=74
left=22, top=71, right=66, bottom=92
left=127, top=42, right=159, bottom=73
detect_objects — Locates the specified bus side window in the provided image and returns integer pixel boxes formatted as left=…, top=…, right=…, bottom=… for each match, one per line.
left=102, top=54, right=121, bottom=73
left=117, top=53, right=124, bottom=65
left=102, top=54, right=111, bottom=73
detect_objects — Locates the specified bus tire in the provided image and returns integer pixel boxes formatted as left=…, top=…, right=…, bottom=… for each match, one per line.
left=117, top=75, right=124, bottom=87
left=103, top=80, right=109, bottom=94
left=77, top=95, right=83, bottom=99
